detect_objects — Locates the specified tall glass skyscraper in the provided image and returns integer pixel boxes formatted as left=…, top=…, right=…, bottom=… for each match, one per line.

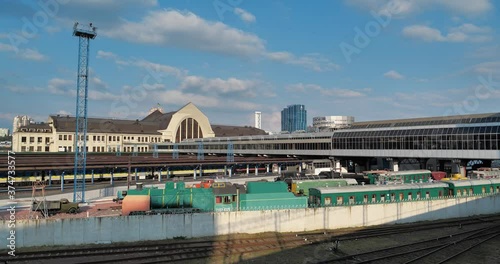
left=281, top=104, right=307, bottom=132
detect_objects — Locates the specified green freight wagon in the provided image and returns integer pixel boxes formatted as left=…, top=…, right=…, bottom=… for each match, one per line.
left=309, top=182, right=449, bottom=207
left=441, top=179, right=500, bottom=196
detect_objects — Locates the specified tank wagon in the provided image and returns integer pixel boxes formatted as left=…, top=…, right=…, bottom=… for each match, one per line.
left=309, top=179, right=500, bottom=207
left=120, top=180, right=307, bottom=215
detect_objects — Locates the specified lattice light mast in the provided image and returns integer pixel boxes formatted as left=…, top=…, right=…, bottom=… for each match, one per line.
left=72, top=22, right=97, bottom=203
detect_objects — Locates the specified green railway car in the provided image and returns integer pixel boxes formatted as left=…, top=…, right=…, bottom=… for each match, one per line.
left=442, top=179, right=500, bottom=196
left=309, top=182, right=450, bottom=207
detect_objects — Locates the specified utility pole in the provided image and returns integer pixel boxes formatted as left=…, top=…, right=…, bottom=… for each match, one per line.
left=72, top=22, right=97, bottom=203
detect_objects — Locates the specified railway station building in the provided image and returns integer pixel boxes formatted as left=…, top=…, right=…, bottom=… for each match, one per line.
left=11, top=102, right=267, bottom=153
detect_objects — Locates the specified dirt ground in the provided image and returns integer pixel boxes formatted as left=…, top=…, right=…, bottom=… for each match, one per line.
left=0, top=200, right=120, bottom=220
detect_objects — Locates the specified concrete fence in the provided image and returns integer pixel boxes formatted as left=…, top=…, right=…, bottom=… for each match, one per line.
left=2, top=195, right=499, bottom=248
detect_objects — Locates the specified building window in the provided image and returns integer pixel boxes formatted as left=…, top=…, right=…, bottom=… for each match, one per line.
left=59, top=135, right=62, bottom=140
left=29, top=146, right=34, bottom=151
left=37, top=137, right=42, bottom=143
left=64, top=135, right=67, bottom=140
left=29, top=137, right=34, bottom=143
left=68, top=135, right=72, bottom=141
left=117, top=136, right=120, bottom=141
left=37, top=146, right=42, bottom=152
left=109, top=136, right=112, bottom=141
left=68, top=146, right=72, bottom=152
left=22, top=137, right=27, bottom=143
left=45, top=137, right=50, bottom=143
left=93, top=136, right=96, bottom=141
left=45, top=146, right=49, bottom=152
left=21, top=146, right=26, bottom=152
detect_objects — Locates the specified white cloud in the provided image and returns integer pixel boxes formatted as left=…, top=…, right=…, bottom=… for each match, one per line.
left=96, top=50, right=118, bottom=60
left=100, top=10, right=337, bottom=71
left=17, top=49, right=48, bottom=61
left=134, top=59, right=186, bottom=78
left=45, top=77, right=119, bottom=101
left=287, top=83, right=367, bottom=97
left=402, top=24, right=492, bottom=43
left=0, top=43, right=48, bottom=61
left=47, top=78, right=73, bottom=95
left=472, top=61, right=500, bottom=76
left=234, top=8, right=256, bottom=23
left=119, top=88, right=263, bottom=117
left=384, top=70, right=405, bottom=80
left=469, top=45, right=500, bottom=59
left=102, top=10, right=266, bottom=57
left=7, top=85, right=31, bottom=93
left=347, top=0, right=493, bottom=17
left=180, top=75, right=258, bottom=96
left=0, top=43, right=15, bottom=52
left=266, top=52, right=340, bottom=72
left=96, top=51, right=272, bottom=98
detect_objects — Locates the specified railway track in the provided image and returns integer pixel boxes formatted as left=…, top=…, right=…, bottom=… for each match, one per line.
left=316, top=215, right=500, bottom=264
left=2, top=215, right=500, bottom=264
left=320, top=224, right=500, bottom=264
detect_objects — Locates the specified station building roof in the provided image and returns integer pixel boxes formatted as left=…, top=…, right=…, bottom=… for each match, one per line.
left=350, top=112, right=500, bottom=129
left=19, top=102, right=267, bottom=139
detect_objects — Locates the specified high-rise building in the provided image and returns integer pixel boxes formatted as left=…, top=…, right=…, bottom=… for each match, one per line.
left=0, top=128, right=9, bottom=137
left=13, top=115, right=34, bottom=132
left=312, top=116, right=354, bottom=131
left=254, top=111, right=261, bottom=129
left=281, top=104, right=307, bottom=133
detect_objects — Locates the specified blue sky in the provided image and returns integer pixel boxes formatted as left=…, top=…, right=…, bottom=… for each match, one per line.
left=1, top=0, right=499, bottom=132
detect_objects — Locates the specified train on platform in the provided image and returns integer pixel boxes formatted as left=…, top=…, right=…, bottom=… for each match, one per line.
left=309, top=179, right=500, bottom=207
left=0, top=167, right=225, bottom=187
left=364, top=169, right=473, bottom=185
left=117, top=176, right=500, bottom=215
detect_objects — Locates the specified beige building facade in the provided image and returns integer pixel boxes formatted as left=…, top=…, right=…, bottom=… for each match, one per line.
left=12, top=103, right=216, bottom=153
left=12, top=103, right=266, bottom=153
